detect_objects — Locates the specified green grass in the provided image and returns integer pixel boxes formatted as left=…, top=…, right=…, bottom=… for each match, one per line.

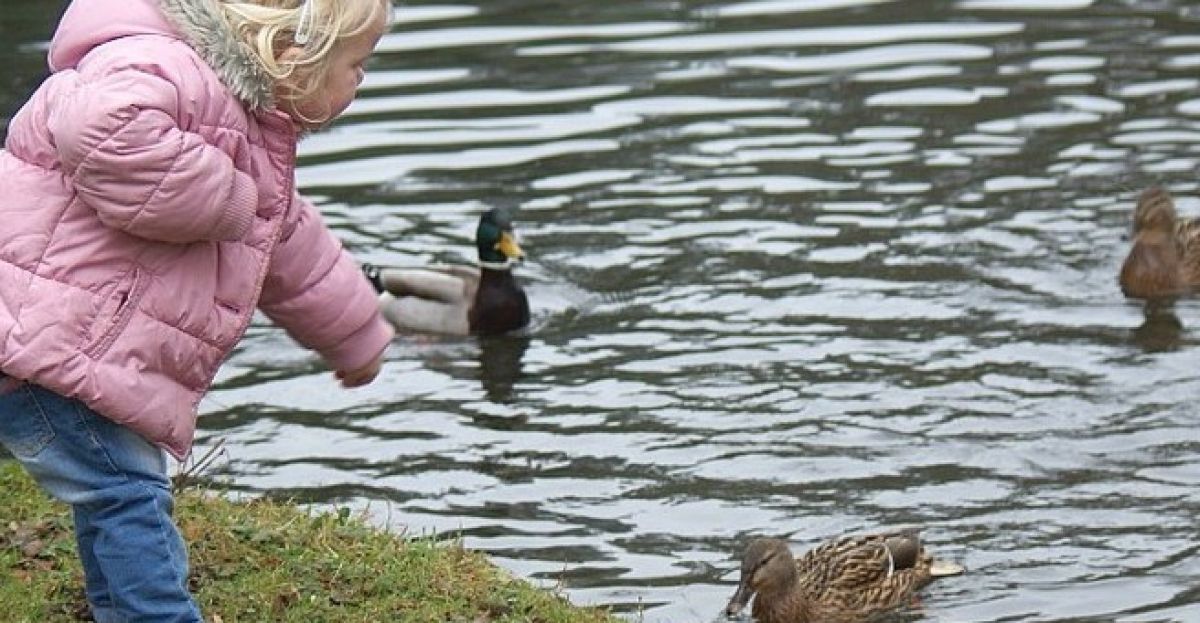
left=0, top=461, right=623, bottom=623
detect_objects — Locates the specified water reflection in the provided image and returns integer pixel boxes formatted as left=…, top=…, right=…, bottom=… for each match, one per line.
left=1130, top=301, right=1184, bottom=352
left=478, top=335, right=531, bottom=404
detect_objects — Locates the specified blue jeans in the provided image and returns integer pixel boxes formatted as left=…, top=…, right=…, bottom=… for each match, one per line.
left=0, top=375, right=202, bottom=623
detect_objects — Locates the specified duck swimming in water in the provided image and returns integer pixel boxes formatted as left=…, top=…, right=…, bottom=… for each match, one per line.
left=362, top=207, right=529, bottom=336
left=725, top=529, right=964, bottom=623
left=1119, top=186, right=1200, bottom=299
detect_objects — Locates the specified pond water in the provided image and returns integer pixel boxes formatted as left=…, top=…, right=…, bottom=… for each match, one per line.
left=3, top=1, right=1200, bottom=621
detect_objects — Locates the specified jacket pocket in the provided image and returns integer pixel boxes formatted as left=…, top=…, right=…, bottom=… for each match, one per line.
left=82, top=267, right=147, bottom=359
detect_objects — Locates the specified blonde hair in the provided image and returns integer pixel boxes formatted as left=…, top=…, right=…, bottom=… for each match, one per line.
left=218, top=0, right=390, bottom=124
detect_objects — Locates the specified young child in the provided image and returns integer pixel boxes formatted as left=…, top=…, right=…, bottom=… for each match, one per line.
left=0, top=0, right=394, bottom=620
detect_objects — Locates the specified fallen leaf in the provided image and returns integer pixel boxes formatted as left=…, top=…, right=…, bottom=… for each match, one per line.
left=21, top=538, right=44, bottom=558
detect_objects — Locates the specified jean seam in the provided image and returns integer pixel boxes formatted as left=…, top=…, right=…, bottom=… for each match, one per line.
left=64, top=398, right=133, bottom=482
left=75, top=509, right=117, bottom=618
left=145, top=484, right=189, bottom=594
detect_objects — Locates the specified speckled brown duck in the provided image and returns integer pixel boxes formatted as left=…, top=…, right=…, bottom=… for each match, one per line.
left=725, top=529, right=964, bottom=623
left=1119, top=186, right=1200, bottom=299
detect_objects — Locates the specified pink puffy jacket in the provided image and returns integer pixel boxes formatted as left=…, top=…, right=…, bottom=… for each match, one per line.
left=0, top=0, right=394, bottom=459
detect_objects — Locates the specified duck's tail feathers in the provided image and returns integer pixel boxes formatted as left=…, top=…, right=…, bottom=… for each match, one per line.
left=361, top=263, right=385, bottom=294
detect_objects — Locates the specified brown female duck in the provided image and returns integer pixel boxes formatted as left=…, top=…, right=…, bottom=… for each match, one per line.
left=362, top=207, right=529, bottom=336
left=725, top=529, right=964, bottom=623
left=1119, top=186, right=1200, bottom=299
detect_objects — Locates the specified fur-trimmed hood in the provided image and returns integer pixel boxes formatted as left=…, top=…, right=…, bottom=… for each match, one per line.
left=49, top=0, right=275, bottom=109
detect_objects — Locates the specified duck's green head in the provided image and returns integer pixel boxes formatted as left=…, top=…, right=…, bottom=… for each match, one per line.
left=476, top=207, right=525, bottom=265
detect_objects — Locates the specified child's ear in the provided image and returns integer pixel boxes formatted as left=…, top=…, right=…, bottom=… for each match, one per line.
left=276, top=44, right=304, bottom=65
left=273, top=45, right=309, bottom=96
left=271, top=45, right=307, bottom=112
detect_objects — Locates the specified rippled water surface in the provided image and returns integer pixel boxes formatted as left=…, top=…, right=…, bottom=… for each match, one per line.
left=5, top=1, right=1200, bottom=621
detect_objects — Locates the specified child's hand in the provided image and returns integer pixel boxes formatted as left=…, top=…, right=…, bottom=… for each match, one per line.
left=336, top=355, right=382, bottom=388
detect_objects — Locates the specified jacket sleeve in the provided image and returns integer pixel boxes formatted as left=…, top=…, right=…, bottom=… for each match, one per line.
left=258, top=193, right=394, bottom=372
left=47, top=64, right=257, bottom=243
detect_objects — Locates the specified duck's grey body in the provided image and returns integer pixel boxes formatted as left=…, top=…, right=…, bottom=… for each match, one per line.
left=367, top=207, right=529, bottom=337
left=376, top=263, right=528, bottom=336
left=377, top=265, right=481, bottom=335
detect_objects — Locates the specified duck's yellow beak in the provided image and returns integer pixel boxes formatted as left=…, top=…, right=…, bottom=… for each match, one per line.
left=495, top=232, right=525, bottom=261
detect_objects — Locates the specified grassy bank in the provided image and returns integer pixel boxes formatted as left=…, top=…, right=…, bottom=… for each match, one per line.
left=0, top=461, right=622, bottom=623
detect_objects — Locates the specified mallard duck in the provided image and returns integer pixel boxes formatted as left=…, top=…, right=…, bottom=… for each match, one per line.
left=1118, top=186, right=1200, bottom=299
left=362, top=207, right=529, bottom=336
left=725, top=529, right=965, bottom=623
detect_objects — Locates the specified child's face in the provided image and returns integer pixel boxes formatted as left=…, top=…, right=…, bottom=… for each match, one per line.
left=283, top=7, right=387, bottom=130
